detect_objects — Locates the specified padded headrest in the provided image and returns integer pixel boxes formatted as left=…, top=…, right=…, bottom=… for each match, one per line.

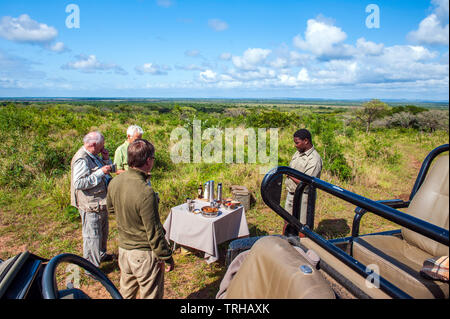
left=402, top=155, right=449, bottom=256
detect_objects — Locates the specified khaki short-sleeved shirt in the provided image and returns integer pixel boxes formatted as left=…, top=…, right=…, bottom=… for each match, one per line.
left=114, top=141, right=129, bottom=171
left=286, top=146, right=323, bottom=193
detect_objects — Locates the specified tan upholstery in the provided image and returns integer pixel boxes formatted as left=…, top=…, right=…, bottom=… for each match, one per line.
left=300, top=238, right=392, bottom=299
left=351, top=154, right=449, bottom=298
left=224, top=236, right=335, bottom=299
left=402, top=155, right=449, bottom=257
left=352, top=235, right=448, bottom=299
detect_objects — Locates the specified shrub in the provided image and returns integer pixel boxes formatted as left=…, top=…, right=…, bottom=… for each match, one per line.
left=416, top=110, right=449, bottom=132
left=364, top=135, right=401, bottom=165
left=224, top=108, right=248, bottom=118
left=320, top=129, right=352, bottom=181
left=0, top=160, right=34, bottom=189
left=306, top=114, right=352, bottom=181
left=63, top=206, right=80, bottom=223
left=390, top=105, right=427, bottom=115
left=245, top=109, right=297, bottom=128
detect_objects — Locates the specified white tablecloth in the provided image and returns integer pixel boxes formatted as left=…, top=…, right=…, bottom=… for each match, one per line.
left=163, top=201, right=250, bottom=264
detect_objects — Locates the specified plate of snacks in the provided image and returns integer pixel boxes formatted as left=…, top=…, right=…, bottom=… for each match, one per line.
left=224, top=200, right=241, bottom=210
left=201, top=206, right=220, bottom=218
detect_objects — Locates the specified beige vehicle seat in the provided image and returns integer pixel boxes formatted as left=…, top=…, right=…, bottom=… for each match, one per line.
left=352, top=155, right=449, bottom=298
left=224, top=236, right=335, bottom=299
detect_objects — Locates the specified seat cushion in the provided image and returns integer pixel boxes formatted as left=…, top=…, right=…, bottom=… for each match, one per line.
left=224, top=236, right=335, bottom=299
left=353, top=235, right=449, bottom=299
left=402, top=155, right=449, bottom=257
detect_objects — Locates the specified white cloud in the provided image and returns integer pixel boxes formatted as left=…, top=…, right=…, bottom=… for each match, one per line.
left=135, top=62, right=170, bottom=75
left=49, top=41, right=69, bottom=53
left=408, top=0, right=449, bottom=45
left=193, top=38, right=447, bottom=94
left=278, top=68, right=310, bottom=86
left=232, top=48, right=271, bottom=70
left=356, top=38, right=384, bottom=56
left=199, top=69, right=218, bottom=82
left=62, top=54, right=128, bottom=75
left=382, top=45, right=438, bottom=62
left=227, top=67, right=277, bottom=81
left=293, top=18, right=352, bottom=60
left=432, top=0, right=449, bottom=23
left=0, top=14, right=57, bottom=43
left=408, top=14, right=449, bottom=45
left=208, top=19, right=228, bottom=32
left=0, top=14, right=69, bottom=53
left=288, top=51, right=313, bottom=67
left=269, top=57, right=289, bottom=69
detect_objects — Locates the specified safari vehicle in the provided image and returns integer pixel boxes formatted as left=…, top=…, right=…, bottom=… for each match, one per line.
left=0, top=251, right=123, bottom=299
left=221, top=144, right=449, bottom=299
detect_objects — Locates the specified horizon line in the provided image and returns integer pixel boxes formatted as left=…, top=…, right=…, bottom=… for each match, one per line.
left=1, top=97, right=449, bottom=104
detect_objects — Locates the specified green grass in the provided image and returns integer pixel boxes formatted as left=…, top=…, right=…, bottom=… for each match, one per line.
left=0, top=101, right=448, bottom=298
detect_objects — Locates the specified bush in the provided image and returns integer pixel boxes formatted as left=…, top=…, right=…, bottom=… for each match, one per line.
left=306, top=114, right=352, bottom=181
left=390, top=105, right=427, bottom=115
left=372, top=109, right=448, bottom=133
left=320, top=129, right=352, bottom=181
left=245, top=109, right=297, bottom=128
left=63, top=206, right=80, bottom=223
left=0, top=161, right=34, bottom=189
left=224, top=108, right=248, bottom=118
left=364, top=135, right=401, bottom=165
left=416, top=110, right=449, bottom=132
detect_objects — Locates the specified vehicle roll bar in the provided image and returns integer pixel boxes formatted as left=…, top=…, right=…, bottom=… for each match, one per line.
left=260, top=147, right=449, bottom=299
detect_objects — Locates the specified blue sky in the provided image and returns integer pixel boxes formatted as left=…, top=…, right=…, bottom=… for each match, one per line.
left=0, top=0, right=448, bottom=100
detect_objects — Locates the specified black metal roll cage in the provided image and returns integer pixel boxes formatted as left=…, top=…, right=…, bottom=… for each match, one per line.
left=260, top=144, right=449, bottom=299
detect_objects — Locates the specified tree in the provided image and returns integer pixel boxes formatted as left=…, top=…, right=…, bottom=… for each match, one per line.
left=416, top=110, right=449, bottom=132
left=355, top=99, right=388, bottom=133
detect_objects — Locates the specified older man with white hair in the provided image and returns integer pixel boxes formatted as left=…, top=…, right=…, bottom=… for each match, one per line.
left=71, top=131, right=114, bottom=267
left=114, top=125, right=144, bottom=175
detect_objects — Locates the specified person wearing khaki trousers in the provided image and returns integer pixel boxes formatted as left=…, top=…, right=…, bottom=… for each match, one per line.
left=107, top=139, right=174, bottom=299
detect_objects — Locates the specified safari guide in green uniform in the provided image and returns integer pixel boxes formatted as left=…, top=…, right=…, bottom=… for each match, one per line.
left=107, top=139, right=174, bottom=299
left=285, top=129, right=323, bottom=225
left=114, top=125, right=144, bottom=174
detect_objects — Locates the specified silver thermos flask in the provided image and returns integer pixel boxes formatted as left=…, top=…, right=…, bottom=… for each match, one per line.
left=217, top=183, right=223, bottom=202
left=208, top=180, right=215, bottom=202
left=204, top=181, right=210, bottom=200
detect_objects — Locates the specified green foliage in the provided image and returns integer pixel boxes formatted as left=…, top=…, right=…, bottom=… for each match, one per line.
left=245, top=109, right=298, bottom=128
left=416, top=110, right=449, bottom=132
left=0, top=160, right=34, bottom=189
left=355, top=99, right=389, bottom=133
left=306, top=114, right=352, bottom=181
left=63, top=206, right=80, bottom=223
left=0, top=100, right=448, bottom=297
left=390, top=105, right=427, bottom=115
left=364, top=135, right=402, bottom=166
left=372, top=109, right=449, bottom=132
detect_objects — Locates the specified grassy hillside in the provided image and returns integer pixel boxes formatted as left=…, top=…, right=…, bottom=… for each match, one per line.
left=0, top=101, right=448, bottom=298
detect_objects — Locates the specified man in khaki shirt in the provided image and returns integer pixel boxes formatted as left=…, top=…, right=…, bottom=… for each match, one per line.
left=114, top=125, right=144, bottom=174
left=285, top=129, right=323, bottom=225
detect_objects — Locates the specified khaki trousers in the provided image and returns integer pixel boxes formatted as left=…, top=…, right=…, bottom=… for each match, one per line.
left=284, top=192, right=308, bottom=225
left=79, top=210, right=109, bottom=268
left=118, top=247, right=165, bottom=299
